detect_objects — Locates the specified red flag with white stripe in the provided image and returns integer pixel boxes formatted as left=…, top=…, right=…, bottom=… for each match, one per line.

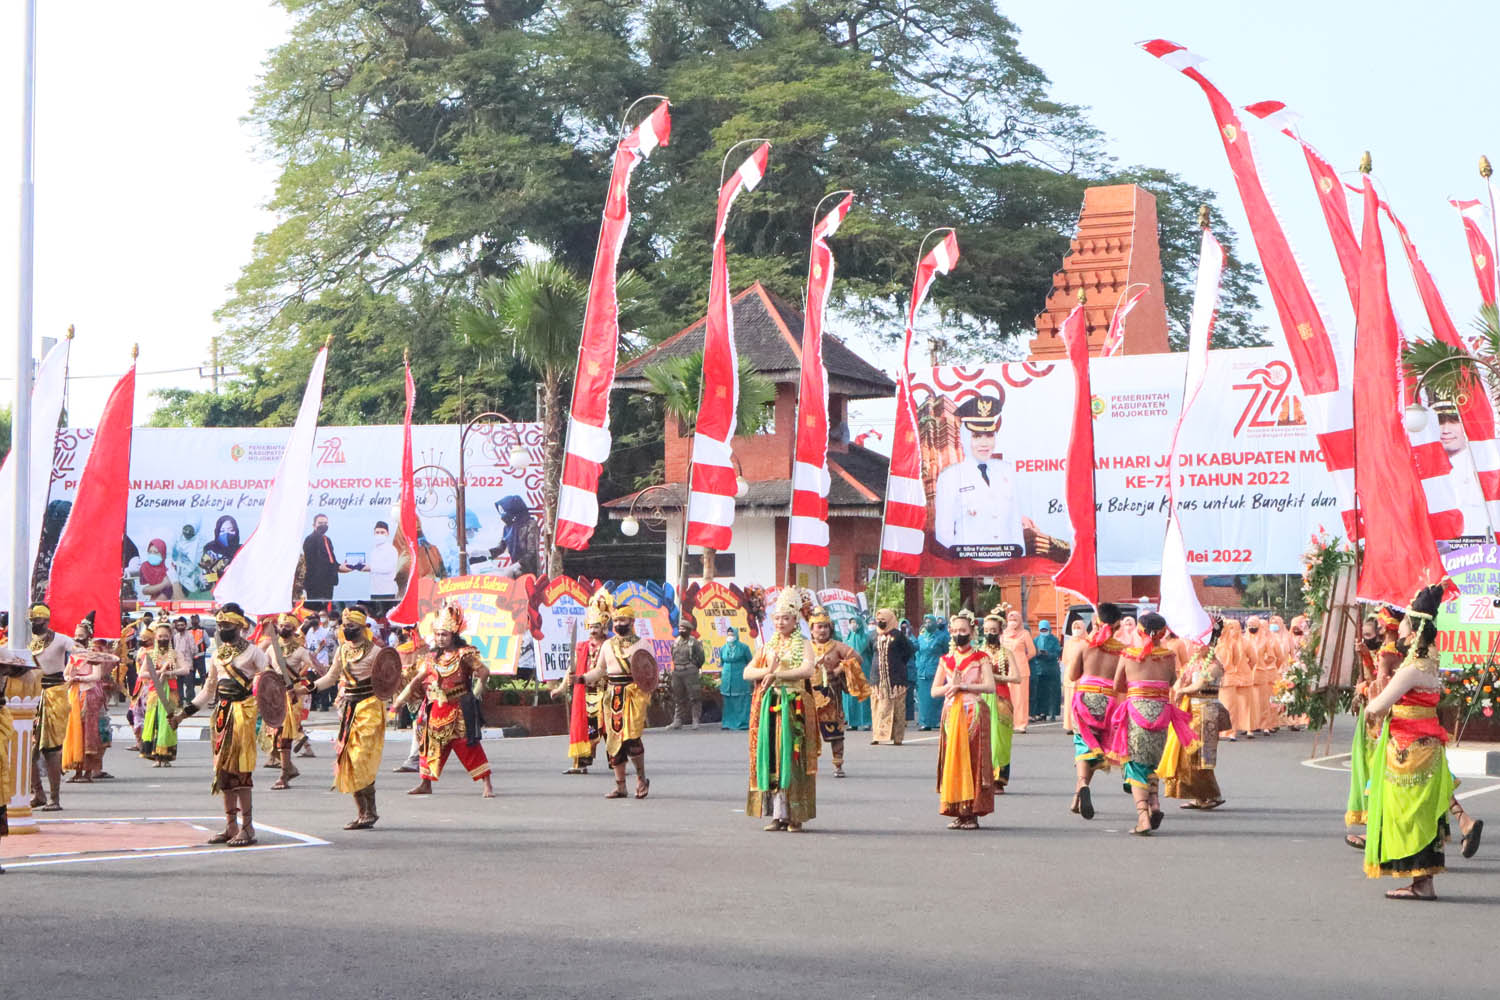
left=1450, top=198, right=1498, bottom=307
left=1141, top=41, right=1356, bottom=539
left=1242, top=99, right=1466, bottom=540
left=685, top=141, right=771, bottom=551
left=388, top=356, right=422, bottom=625
left=1051, top=303, right=1098, bottom=606
left=879, top=230, right=959, bottom=575
left=1352, top=176, right=1444, bottom=604
left=46, top=361, right=135, bottom=639
left=556, top=100, right=670, bottom=551
left=1099, top=286, right=1148, bottom=357
left=1159, top=226, right=1225, bottom=643
left=787, top=193, right=854, bottom=568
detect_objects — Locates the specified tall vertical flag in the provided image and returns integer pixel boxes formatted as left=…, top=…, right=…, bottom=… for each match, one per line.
left=214, top=341, right=331, bottom=616
left=1051, top=302, right=1099, bottom=606
left=1099, top=286, right=1148, bottom=357
left=1352, top=177, right=1444, bottom=605
left=685, top=141, right=770, bottom=552
left=1242, top=100, right=1465, bottom=539
left=388, top=353, right=422, bottom=625
left=1140, top=41, right=1356, bottom=540
left=787, top=192, right=854, bottom=568
left=1450, top=198, right=1497, bottom=307
left=879, top=230, right=959, bottom=576
left=556, top=99, right=671, bottom=551
left=1158, top=226, right=1224, bottom=642
left=0, top=333, right=70, bottom=613
left=45, top=355, right=135, bottom=638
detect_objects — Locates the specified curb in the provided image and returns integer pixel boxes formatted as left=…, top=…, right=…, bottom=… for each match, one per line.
left=1448, top=746, right=1500, bottom=778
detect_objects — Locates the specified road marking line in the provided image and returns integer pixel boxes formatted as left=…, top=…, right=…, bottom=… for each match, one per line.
left=1300, top=753, right=1350, bottom=773
left=5, top=817, right=330, bottom=870
left=1456, top=782, right=1500, bottom=801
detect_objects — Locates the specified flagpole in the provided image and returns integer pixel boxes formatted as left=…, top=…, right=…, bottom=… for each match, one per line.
left=784, top=189, right=854, bottom=588
left=1483, top=156, right=1499, bottom=307
left=11, top=0, right=38, bottom=647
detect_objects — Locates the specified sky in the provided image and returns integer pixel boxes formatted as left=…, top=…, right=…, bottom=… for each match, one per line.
left=2, top=1, right=1497, bottom=431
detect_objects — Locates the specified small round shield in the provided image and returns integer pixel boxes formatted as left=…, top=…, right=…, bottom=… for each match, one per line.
left=255, top=670, right=288, bottom=730
left=370, top=646, right=403, bottom=700
left=629, top=649, right=661, bottom=695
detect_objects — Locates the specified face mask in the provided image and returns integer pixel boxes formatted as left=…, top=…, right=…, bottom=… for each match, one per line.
left=1364, top=636, right=1380, bottom=651
left=984, top=632, right=1000, bottom=646
left=147, top=553, right=164, bottom=566
left=218, top=627, right=239, bottom=644
left=951, top=633, right=971, bottom=648
left=1269, top=624, right=1281, bottom=633
left=156, top=639, right=170, bottom=650
left=1292, top=629, right=1303, bottom=636
left=31, top=621, right=47, bottom=635
left=218, top=532, right=235, bottom=547
left=1248, top=627, right=1260, bottom=634
left=278, top=627, right=295, bottom=639
left=876, top=620, right=890, bottom=631
left=613, top=623, right=632, bottom=636
left=342, top=624, right=363, bottom=641
left=315, top=524, right=329, bottom=535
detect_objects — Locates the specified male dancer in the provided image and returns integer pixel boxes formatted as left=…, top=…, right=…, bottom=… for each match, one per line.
left=1067, top=602, right=1125, bottom=820
left=311, top=606, right=388, bottom=829
left=551, top=591, right=609, bottom=774
left=393, top=604, right=494, bottom=798
left=259, top=613, right=316, bottom=789
left=807, top=609, right=867, bottom=778
left=170, top=603, right=270, bottom=846
left=582, top=605, right=656, bottom=799
left=1110, top=613, right=1196, bottom=836
left=0, top=647, right=39, bottom=872
left=28, top=603, right=75, bottom=811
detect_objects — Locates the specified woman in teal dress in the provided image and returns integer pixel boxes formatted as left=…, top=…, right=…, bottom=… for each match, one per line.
left=718, top=627, right=753, bottom=730
left=914, top=615, right=948, bottom=730
left=841, top=617, right=873, bottom=731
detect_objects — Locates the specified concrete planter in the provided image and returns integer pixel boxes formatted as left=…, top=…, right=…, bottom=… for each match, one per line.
left=480, top=695, right=567, bottom=737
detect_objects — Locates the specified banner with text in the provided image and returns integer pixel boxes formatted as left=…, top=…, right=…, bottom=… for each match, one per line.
left=43, top=423, right=543, bottom=607
left=613, top=581, right=677, bottom=674
left=415, top=575, right=534, bottom=676
left=910, top=348, right=1366, bottom=577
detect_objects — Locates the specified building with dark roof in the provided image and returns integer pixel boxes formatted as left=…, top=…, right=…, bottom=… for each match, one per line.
left=606, top=282, right=893, bottom=591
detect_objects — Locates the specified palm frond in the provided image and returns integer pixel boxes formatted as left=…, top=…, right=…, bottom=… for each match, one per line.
left=456, top=260, right=586, bottom=373
left=1474, top=302, right=1500, bottom=361
left=1402, top=338, right=1485, bottom=407
left=641, top=352, right=776, bottom=438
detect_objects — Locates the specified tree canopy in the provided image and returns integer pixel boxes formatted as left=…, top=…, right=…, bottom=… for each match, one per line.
left=161, top=0, right=1265, bottom=431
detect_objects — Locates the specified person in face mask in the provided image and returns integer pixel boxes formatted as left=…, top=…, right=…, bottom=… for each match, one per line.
left=868, top=608, right=914, bottom=746
left=302, top=514, right=353, bottom=602
left=170, top=603, right=272, bottom=847
left=137, top=620, right=188, bottom=766
left=198, top=516, right=242, bottom=589
left=933, top=610, right=998, bottom=830
left=27, top=602, right=77, bottom=812
left=914, top=615, right=949, bottom=731
left=309, top=606, right=388, bottom=829
left=137, top=537, right=177, bottom=601
left=979, top=609, right=1021, bottom=792
left=392, top=604, right=494, bottom=800
left=1216, top=619, right=1255, bottom=741
left=581, top=606, right=657, bottom=801
left=256, top=613, right=316, bottom=788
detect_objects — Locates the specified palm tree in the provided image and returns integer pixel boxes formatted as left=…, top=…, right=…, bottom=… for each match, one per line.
left=1403, top=303, right=1500, bottom=407
left=458, top=259, right=648, bottom=576
left=643, top=352, right=775, bottom=582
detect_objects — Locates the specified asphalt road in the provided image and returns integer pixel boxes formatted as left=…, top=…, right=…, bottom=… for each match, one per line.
left=7, top=721, right=1497, bottom=999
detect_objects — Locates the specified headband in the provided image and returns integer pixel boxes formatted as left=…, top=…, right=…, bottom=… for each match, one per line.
left=342, top=608, right=369, bottom=626
left=216, top=610, right=252, bottom=631
left=28, top=603, right=50, bottom=622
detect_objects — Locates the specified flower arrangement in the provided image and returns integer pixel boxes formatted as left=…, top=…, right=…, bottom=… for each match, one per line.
left=1441, top=660, right=1500, bottom=743
left=1284, top=528, right=1355, bottom=730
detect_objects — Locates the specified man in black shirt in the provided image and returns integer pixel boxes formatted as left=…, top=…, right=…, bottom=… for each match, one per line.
left=302, top=514, right=352, bottom=602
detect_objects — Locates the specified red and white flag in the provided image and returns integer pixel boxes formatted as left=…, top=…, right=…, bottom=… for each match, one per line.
left=1450, top=198, right=1497, bottom=307
left=214, top=343, right=330, bottom=616
left=388, top=355, right=422, bottom=625
left=1142, top=41, right=1356, bottom=540
left=556, top=100, right=670, bottom=551
left=879, top=230, right=959, bottom=575
left=1242, top=100, right=1466, bottom=540
left=1051, top=303, right=1099, bottom=606
left=1099, top=286, right=1148, bottom=357
left=1158, top=228, right=1225, bottom=643
left=787, top=193, right=854, bottom=568
left=685, top=141, right=771, bottom=552
left=1352, top=177, right=1444, bottom=605
left=46, top=359, right=135, bottom=639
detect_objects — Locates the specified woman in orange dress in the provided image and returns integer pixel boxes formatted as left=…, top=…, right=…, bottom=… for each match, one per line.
left=999, top=608, right=1036, bottom=734
left=1216, top=618, right=1254, bottom=740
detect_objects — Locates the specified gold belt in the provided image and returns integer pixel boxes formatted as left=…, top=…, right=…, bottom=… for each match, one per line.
left=1392, top=705, right=1437, bottom=720
left=1076, top=684, right=1112, bottom=695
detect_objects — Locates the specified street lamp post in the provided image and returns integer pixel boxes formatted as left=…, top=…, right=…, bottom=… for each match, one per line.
left=450, top=411, right=531, bottom=575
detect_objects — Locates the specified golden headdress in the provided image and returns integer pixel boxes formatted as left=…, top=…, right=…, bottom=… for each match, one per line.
left=215, top=603, right=252, bottom=631
left=434, top=603, right=466, bottom=635
left=772, top=586, right=803, bottom=618
left=585, top=588, right=614, bottom=627
left=808, top=609, right=833, bottom=627
left=28, top=603, right=50, bottom=622
left=277, top=612, right=300, bottom=629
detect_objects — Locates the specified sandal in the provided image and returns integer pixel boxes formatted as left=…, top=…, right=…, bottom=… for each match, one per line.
left=1201, top=799, right=1225, bottom=811
left=92, top=772, right=114, bottom=780
left=270, top=779, right=291, bottom=790
left=39, top=801, right=62, bottom=812
left=786, top=823, right=804, bottom=832
left=1384, top=885, right=1436, bottom=901
left=605, top=784, right=627, bottom=799
left=227, top=830, right=257, bottom=847
left=635, top=778, right=650, bottom=800
left=833, top=767, right=846, bottom=778
left=1180, top=801, right=1202, bottom=810
left=1345, top=834, right=1366, bottom=850
left=764, top=821, right=787, bottom=832
left=948, top=818, right=964, bottom=829
left=1462, top=819, right=1484, bottom=859
left=206, top=830, right=236, bottom=845
left=343, top=817, right=364, bottom=830
left=1149, top=809, right=1164, bottom=831
left=1078, top=786, right=1094, bottom=821
left=959, top=818, right=980, bottom=830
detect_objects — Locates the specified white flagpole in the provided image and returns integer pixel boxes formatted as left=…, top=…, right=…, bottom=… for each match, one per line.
left=11, top=0, right=38, bottom=649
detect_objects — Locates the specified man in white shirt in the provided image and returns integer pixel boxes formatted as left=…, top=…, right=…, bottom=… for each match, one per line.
left=368, top=520, right=399, bottom=603
left=933, top=393, right=1032, bottom=561
left=1437, top=402, right=1490, bottom=538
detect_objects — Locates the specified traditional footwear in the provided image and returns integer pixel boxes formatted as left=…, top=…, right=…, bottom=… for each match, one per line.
left=1462, top=819, right=1484, bottom=859
left=1345, top=834, right=1366, bottom=850
left=228, top=829, right=257, bottom=847
left=40, top=801, right=62, bottom=812
left=92, top=772, right=113, bottom=780
left=393, top=763, right=419, bottom=773
left=283, top=763, right=300, bottom=781
left=958, top=818, right=980, bottom=830
left=29, top=792, right=44, bottom=808
left=207, top=830, right=236, bottom=844
left=605, top=784, right=627, bottom=799
left=1180, top=802, right=1202, bottom=810
left=1078, top=786, right=1094, bottom=820
left=1201, top=799, right=1225, bottom=811
left=763, top=821, right=787, bottom=832
left=833, top=766, right=846, bottom=778
left=296, top=746, right=316, bottom=758
left=271, top=778, right=291, bottom=790
left=947, top=818, right=964, bottom=829
left=1384, top=885, right=1436, bottom=901
left=786, top=823, right=804, bottom=832
left=343, top=816, right=364, bottom=830
left=562, top=767, right=584, bottom=775
left=635, top=778, right=650, bottom=799
left=1150, top=809, right=1164, bottom=831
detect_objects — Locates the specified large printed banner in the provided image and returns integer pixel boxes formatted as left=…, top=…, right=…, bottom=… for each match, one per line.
left=613, top=581, right=676, bottom=674
left=1436, top=544, right=1500, bottom=670
left=43, top=423, right=543, bottom=606
left=416, top=575, right=533, bottom=675
left=911, top=348, right=1353, bottom=577
left=816, top=588, right=866, bottom=643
